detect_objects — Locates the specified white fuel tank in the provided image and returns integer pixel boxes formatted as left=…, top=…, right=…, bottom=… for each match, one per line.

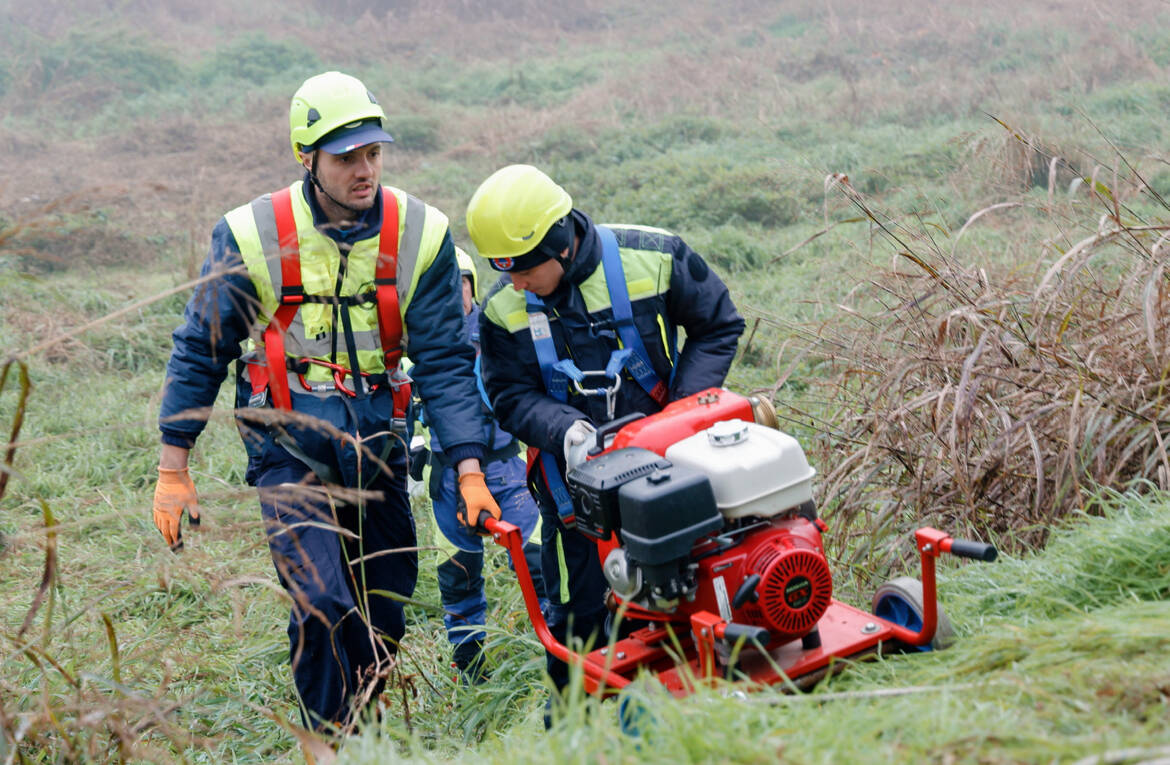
left=664, top=419, right=816, bottom=519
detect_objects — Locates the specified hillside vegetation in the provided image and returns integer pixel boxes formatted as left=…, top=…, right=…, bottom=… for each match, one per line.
left=2, top=0, right=1169, bottom=762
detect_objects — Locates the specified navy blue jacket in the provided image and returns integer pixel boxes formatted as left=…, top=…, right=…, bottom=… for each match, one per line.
left=423, top=304, right=515, bottom=456
left=478, top=210, right=744, bottom=458
left=159, top=178, right=486, bottom=470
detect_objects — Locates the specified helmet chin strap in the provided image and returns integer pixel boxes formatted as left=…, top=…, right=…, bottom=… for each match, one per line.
left=540, top=215, right=575, bottom=272
left=308, top=152, right=367, bottom=217
left=555, top=245, right=573, bottom=272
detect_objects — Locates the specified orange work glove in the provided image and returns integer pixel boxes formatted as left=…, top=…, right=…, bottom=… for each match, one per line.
left=153, top=467, right=201, bottom=551
left=456, top=471, right=501, bottom=532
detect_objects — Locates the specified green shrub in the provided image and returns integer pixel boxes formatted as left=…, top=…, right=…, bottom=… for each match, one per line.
left=197, top=33, right=318, bottom=86
left=686, top=223, right=773, bottom=270
left=584, top=116, right=732, bottom=163
left=767, top=14, right=814, bottom=39
left=528, top=123, right=601, bottom=162
left=700, top=165, right=802, bottom=228
left=643, top=116, right=727, bottom=149
left=37, top=29, right=182, bottom=93
left=419, top=59, right=599, bottom=108
left=1134, top=24, right=1170, bottom=67
left=386, top=113, right=442, bottom=153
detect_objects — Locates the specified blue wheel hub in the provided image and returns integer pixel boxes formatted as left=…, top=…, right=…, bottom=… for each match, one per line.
left=874, top=593, right=933, bottom=652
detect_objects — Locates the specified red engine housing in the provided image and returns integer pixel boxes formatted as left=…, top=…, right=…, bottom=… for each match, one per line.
left=595, top=388, right=832, bottom=643
left=692, top=518, right=833, bottom=640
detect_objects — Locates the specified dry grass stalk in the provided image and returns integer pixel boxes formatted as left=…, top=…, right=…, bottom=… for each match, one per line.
left=802, top=177, right=1170, bottom=573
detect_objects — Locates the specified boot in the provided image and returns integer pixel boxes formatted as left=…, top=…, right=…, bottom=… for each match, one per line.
left=451, top=638, right=487, bottom=685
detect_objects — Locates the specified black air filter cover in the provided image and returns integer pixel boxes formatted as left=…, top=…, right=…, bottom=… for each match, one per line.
left=567, top=447, right=671, bottom=540
left=618, top=466, right=722, bottom=565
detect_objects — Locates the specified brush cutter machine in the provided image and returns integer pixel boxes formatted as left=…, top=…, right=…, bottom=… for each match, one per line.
left=481, top=387, right=997, bottom=696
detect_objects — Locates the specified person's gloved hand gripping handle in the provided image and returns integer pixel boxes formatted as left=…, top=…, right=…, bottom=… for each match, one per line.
left=153, top=444, right=201, bottom=551
left=563, top=419, right=596, bottom=472
left=456, top=459, right=501, bottom=532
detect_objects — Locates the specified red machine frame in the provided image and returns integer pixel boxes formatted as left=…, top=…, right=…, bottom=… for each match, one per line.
left=485, top=517, right=969, bottom=696
left=482, top=389, right=992, bottom=696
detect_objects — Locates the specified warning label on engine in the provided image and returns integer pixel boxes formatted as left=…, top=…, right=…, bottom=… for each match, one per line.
left=713, top=576, right=732, bottom=621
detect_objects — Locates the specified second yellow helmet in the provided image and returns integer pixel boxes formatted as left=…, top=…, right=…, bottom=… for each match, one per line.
left=466, top=164, right=572, bottom=262
left=454, top=246, right=479, bottom=302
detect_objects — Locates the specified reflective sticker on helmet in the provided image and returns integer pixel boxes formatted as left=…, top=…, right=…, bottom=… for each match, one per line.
left=493, top=257, right=514, bottom=271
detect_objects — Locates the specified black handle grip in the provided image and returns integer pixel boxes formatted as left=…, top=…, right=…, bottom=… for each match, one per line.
left=457, top=494, right=494, bottom=536
left=731, top=574, right=762, bottom=609
left=589, top=412, right=648, bottom=455
left=949, top=539, right=998, bottom=562
left=722, top=623, right=771, bottom=647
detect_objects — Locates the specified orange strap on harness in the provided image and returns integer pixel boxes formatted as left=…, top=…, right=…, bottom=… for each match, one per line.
left=251, top=186, right=408, bottom=415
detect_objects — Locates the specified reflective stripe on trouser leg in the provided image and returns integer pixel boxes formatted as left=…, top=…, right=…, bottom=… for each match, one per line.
left=538, top=501, right=609, bottom=690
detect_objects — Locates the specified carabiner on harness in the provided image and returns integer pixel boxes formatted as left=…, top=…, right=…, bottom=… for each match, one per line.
left=551, top=348, right=632, bottom=422
left=293, top=357, right=381, bottom=398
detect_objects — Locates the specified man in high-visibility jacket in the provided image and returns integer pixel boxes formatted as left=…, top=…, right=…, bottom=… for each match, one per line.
left=467, top=164, right=745, bottom=700
left=151, top=71, right=500, bottom=731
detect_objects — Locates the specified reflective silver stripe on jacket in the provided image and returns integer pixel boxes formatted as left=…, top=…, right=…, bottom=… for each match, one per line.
left=249, top=190, right=427, bottom=364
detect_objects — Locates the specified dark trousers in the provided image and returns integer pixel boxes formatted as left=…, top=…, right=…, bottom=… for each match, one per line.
left=257, top=446, right=417, bottom=730
left=437, top=542, right=546, bottom=647
left=540, top=505, right=609, bottom=691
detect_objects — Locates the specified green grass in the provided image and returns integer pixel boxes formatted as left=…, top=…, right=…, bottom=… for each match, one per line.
left=4, top=0, right=1170, bottom=761
left=338, top=488, right=1170, bottom=764
left=3, top=258, right=1168, bottom=761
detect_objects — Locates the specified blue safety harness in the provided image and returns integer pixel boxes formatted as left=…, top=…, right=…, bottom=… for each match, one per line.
left=526, top=226, right=669, bottom=527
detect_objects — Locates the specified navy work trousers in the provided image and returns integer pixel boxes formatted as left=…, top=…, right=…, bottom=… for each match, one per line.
left=539, top=503, right=609, bottom=691
left=257, top=445, right=417, bottom=730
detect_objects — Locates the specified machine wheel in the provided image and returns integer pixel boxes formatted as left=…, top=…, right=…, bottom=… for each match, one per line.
left=871, top=576, right=955, bottom=651
left=618, top=677, right=668, bottom=738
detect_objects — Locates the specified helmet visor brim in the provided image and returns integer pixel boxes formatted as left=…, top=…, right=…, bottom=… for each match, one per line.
left=313, top=120, right=395, bottom=155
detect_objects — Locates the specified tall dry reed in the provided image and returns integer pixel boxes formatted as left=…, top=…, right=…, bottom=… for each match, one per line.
left=797, top=157, right=1170, bottom=576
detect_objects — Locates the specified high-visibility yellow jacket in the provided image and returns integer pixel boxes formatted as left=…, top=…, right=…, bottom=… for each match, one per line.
left=159, top=179, right=487, bottom=476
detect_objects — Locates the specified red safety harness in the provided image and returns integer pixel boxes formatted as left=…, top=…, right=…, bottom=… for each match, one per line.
left=248, top=186, right=411, bottom=420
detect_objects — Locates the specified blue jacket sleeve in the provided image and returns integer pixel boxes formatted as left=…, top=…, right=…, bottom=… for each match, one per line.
left=404, top=232, right=487, bottom=463
left=664, top=239, right=745, bottom=399
left=158, top=219, right=259, bottom=448
left=478, top=297, right=585, bottom=455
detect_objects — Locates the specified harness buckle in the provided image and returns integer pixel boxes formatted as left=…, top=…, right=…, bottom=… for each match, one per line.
left=280, top=285, right=305, bottom=305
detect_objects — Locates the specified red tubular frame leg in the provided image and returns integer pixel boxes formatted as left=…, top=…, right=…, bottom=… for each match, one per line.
left=482, top=517, right=631, bottom=690
left=690, top=611, right=723, bottom=680
left=884, top=527, right=951, bottom=647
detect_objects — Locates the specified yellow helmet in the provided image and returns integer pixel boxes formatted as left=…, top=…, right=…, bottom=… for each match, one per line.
left=455, top=246, right=479, bottom=302
left=289, top=71, right=392, bottom=163
left=466, top=164, right=573, bottom=265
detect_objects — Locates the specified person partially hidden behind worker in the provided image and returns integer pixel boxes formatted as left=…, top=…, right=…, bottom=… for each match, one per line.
left=411, top=248, right=545, bottom=683
left=150, top=71, right=500, bottom=732
left=466, top=164, right=745, bottom=716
